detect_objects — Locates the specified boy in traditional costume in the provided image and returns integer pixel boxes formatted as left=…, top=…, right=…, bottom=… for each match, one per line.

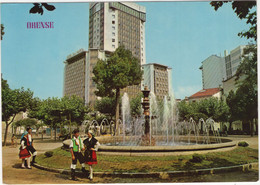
left=83, top=130, right=100, bottom=180
left=19, top=131, right=31, bottom=169
left=70, top=129, right=87, bottom=180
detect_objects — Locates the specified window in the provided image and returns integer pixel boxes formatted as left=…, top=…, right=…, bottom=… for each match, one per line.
left=112, top=26, right=115, bottom=30
left=112, top=45, right=115, bottom=48
left=112, top=32, right=115, bottom=36
left=112, top=38, right=115, bottom=42
left=112, top=20, right=115, bottom=24
left=112, top=14, right=115, bottom=19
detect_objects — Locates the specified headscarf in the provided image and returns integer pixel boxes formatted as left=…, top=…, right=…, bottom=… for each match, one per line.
left=21, top=131, right=28, bottom=140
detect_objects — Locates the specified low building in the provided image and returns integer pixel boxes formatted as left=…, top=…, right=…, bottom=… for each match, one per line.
left=188, top=88, right=221, bottom=102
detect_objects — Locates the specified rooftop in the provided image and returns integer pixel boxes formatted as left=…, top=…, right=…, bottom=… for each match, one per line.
left=189, top=88, right=220, bottom=99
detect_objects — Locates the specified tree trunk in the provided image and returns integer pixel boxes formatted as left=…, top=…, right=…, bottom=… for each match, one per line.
left=3, top=122, right=9, bottom=146
left=50, top=126, right=53, bottom=139
left=115, top=88, right=120, bottom=136
left=54, top=126, right=57, bottom=141
left=69, top=113, right=72, bottom=138
left=254, top=119, right=258, bottom=135
left=249, top=120, right=254, bottom=137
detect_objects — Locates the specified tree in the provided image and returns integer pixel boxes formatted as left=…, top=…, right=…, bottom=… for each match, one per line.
left=2, top=78, right=34, bottom=146
left=1, top=24, right=4, bottom=40
left=225, top=45, right=257, bottom=136
left=93, top=46, right=143, bottom=135
left=95, top=96, right=116, bottom=119
left=210, top=1, right=257, bottom=41
left=61, top=95, right=90, bottom=136
left=130, top=93, right=143, bottom=117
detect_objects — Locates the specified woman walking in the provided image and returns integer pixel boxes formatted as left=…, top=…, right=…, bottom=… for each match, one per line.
left=83, top=130, right=100, bottom=180
left=19, top=131, right=31, bottom=169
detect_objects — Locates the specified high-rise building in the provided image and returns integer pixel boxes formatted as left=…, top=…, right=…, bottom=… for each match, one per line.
left=64, top=2, right=146, bottom=104
left=89, top=2, right=146, bottom=99
left=224, top=45, right=246, bottom=80
left=199, top=55, right=226, bottom=89
left=142, top=63, right=172, bottom=100
left=89, top=2, right=146, bottom=65
left=63, top=48, right=106, bottom=105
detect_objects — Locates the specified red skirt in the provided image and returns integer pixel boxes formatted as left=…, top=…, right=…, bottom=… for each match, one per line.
left=85, top=150, right=97, bottom=165
left=19, top=148, right=31, bottom=159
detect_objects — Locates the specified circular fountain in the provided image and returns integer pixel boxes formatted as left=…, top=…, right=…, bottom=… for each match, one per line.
left=63, top=87, right=236, bottom=155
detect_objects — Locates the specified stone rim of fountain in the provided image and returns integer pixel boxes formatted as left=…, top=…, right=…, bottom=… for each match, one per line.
left=63, top=136, right=236, bottom=156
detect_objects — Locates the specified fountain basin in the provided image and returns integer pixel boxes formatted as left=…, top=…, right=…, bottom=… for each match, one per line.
left=63, top=136, right=236, bottom=156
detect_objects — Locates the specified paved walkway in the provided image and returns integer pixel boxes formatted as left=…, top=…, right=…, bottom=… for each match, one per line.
left=2, top=135, right=259, bottom=184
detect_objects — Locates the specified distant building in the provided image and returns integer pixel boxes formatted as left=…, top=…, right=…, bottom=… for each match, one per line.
left=142, top=63, right=172, bottom=100
left=188, top=88, right=221, bottom=102
left=200, top=55, right=226, bottom=89
left=63, top=48, right=106, bottom=106
left=224, top=45, right=246, bottom=80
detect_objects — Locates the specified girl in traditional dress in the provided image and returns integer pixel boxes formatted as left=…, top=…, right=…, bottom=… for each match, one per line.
left=83, top=130, right=100, bottom=180
left=19, top=131, right=31, bottom=169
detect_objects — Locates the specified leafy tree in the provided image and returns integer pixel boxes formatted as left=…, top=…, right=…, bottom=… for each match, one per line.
left=61, top=95, right=90, bottom=136
left=95, top=96, right=116, bottom=119
left=1, top=24, right=4, bottom=40
left=210, top=1, right=257, bottom=41
left=93, top=46, right=143, bottom=135
left=130, top=93, right=143, bottom=117
left=2, top=78, right=34, bottom=146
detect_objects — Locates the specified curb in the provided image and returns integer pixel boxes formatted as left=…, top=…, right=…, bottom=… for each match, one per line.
left=33, top=162, right=258, bottom=179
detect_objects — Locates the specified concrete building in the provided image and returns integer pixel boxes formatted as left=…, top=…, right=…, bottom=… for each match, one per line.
left=224, top=45, right=246, bottom=80
left=188, top=88, right=221, bottom=102
left=89, top=2, right=146, bottom=65
left=142, top=63, right=172, bottom=100
left=89, top=2, right=146, bottom=99
left=63, top=48, right=106, bottom=106
left=200, top=55, right=226, bottom=89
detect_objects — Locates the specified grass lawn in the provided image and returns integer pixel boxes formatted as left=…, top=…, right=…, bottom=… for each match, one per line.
left=37, top=146, right=258, bottom=173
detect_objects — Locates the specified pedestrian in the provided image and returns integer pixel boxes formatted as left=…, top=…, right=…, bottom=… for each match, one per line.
left=70, top=129, right=87, bottom=181
left=83, top=130, right=100, bottom=180
left=19, top=131, right=31, bottom=169
left=26, top=127, right=37, bottom=165
left=11, top=134, right=17, bottom=147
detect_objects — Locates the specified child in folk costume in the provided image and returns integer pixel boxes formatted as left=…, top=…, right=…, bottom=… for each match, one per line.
left=26, top=128, right=37, bottom=165
left=70, top=129, right=87, bottom=181
left=19, top=131, right=31, bottom=169
left=83, top=130, right=100, bottom=180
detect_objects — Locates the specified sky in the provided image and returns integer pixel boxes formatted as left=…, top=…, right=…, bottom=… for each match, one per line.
left=1, top=1, right=252, bottom=100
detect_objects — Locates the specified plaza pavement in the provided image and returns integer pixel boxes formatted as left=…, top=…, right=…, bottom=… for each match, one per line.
left=1, top=135, right=259, bottom=184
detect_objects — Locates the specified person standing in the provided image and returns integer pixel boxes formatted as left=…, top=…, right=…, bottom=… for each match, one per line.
left=19, top=131, right=31, bottom=169
left=70, top=129, right=87, bottom=181
left=83, top=130, right=100, bottom=180
left=26, top=128, right=37, bottom=165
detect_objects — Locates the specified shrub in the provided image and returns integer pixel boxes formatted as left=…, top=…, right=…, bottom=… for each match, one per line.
left=238, top=141, right=249, bottom=147
left=44, top=151, right=54, bottom=157
left=189, top=153, right=205, bottom=163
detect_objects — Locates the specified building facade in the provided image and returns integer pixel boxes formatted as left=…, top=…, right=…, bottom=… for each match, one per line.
left=63, top=49, right=106, bottom=106
left=224, top=45, right=246, bottom=80
left=89, top=2, right=146, bottom=65
left=200, top=55, right=226, bottom=89
left=142, top=63, right=172, bottom=100
left=89, top=2, right=146, bottom=99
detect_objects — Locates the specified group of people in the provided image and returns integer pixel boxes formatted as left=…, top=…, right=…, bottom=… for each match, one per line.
left=70, top=129, right=100, bottom=181
left=18, top=127, right=99, bottom=181
left=18, top=127, right=37, bottom=169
